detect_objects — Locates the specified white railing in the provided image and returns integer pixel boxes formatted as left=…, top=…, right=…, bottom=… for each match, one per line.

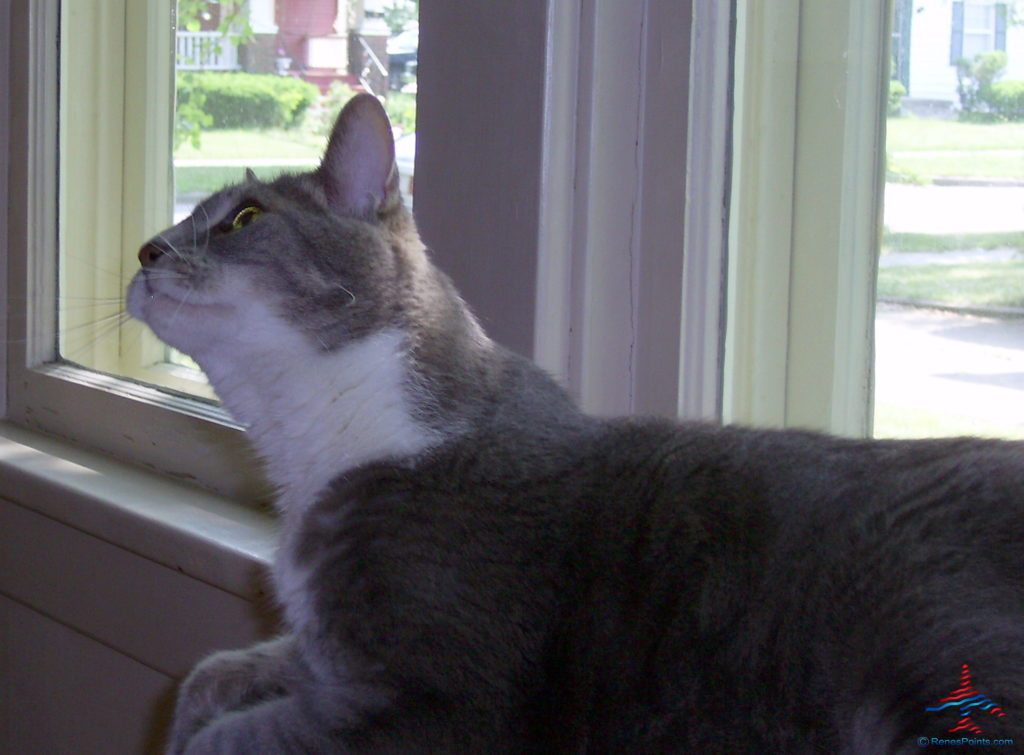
left=355, top=34, right=389, bottom=95
left=176, top=31, right=241, bottom=71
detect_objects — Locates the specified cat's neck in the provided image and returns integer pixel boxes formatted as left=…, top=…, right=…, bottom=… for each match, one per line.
left=204, top=327, right=442, bottom=513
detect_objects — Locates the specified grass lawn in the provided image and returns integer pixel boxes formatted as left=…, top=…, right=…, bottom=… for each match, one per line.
left=174, top=129, right=325, bottom=194
left=887, top=117, right=1024, bottom=152
left=174, top=129, right=325, bottom=160
left=890, top=152, right=1024, bottom=179
left=886, top=117, right=1024, bottom=180
left=882, top=231, right=1024, bottom=253
left=874, top=401, right=1024, bottom=440
left=175, top=164, right=315, bottom=195
left=877, top=260, right=1024, bottom=308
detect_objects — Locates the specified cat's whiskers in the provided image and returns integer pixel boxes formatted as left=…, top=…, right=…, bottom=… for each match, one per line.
left=60, top=253, right=125, bottom=281
left=337, top=284, right=356, bottom=306
left=179, top=203, right=212, bottom=256
left=195, top=203, right=212, bottom=252
left=156, top=232, right=189, bottom=264
left=166, top=282, right=197, bottom=329
left=56, top=309, right=133, bottom=360
left=141, top=270, right=190, bottom=281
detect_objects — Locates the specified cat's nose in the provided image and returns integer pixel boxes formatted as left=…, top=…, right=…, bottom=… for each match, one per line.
left=138, top=243, right=164, bottom=267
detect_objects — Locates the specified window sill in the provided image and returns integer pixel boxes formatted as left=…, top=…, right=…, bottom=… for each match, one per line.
left=0, top=421, right=275, bottom=598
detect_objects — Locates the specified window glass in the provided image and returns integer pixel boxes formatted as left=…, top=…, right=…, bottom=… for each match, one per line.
left=963, top=3, right=996, bottom=58
left=874, top=0, right=1024, bottom=439
left=57, top=0, right=418, bottom=400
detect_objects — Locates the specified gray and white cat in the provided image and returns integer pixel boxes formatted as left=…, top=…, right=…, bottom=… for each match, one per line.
left=129, top=94, right=1024, bottom=754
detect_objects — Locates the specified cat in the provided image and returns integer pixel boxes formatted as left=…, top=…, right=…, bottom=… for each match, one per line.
left=128, top=93, right=1024, bottom=754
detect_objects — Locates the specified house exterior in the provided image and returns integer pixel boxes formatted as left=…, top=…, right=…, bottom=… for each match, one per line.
left=177, top=0, right=395, bottom=94
left=893, top=0, right=1024, bottom=114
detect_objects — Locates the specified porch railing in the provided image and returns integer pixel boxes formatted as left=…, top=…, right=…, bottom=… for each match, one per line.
left=355, top=34, right=389, bottom=96
left=176, top=31, right=241, bottom=71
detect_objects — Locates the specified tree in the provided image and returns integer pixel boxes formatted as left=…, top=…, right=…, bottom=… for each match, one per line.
left=383, top=0, right=419, bottom=36
left=175, top=1, right=254, bottom=149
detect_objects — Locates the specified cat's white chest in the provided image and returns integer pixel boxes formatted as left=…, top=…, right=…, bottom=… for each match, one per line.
left=207, top=326, right=439, bottom=512
left=265, top=330, right=438, bottom=509
left=218, top=328, right=440, bottom=633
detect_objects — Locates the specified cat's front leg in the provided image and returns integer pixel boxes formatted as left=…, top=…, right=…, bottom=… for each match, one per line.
left=168, top=635, right=300, bottom=755
left=181, top=695, right=340, bottom=755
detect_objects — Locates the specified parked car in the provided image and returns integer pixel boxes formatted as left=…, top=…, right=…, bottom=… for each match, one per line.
left=388, top=23, right=418, bottom=92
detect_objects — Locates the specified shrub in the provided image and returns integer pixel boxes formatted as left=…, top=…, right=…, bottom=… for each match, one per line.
left=983, top=80, right=1024, bottom=122
left=955, top=50, right=1008, bottom=121
left=385, top=91, right=417, bottom=134
left=309, top=81, right=359, bottom=136
left=177, top=72, right=320, bottom=130
left=888, top=79, right=907, bottom=116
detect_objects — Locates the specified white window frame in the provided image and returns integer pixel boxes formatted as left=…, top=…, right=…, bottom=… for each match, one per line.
left=6, top=2, right=265, bottom=500
left=5, top=0, right=724, bottom=501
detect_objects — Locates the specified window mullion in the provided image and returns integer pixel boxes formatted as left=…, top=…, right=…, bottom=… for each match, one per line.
left=725, top=0, right=889, bottom=436
left=784, top=0, right=890, bottom=436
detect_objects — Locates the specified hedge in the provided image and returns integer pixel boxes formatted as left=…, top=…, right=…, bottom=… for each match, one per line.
left=889, top=79, right=907, bottom=116
left=984, top=80, right=1024, bottom=122
left=177, top=72, right=320, bottom=130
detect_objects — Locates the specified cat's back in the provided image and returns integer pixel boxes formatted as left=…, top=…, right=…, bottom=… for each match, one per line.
left=541, top=423, right=1024, bottom=752
left=301, top=366, right=1024, bottom=752
left=443, top=414, right=1024, bottom=752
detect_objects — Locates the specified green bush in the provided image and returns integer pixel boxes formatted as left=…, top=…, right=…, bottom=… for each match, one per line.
left=385, top=91, right=417, bottom=134
left=955, top=50, right=1008, bottom=121
left=309, top=81, right=359, bottom=136
left=177, top=72, right=320, bottom=130
left=983, top=80, right=1024, bottom=122
left=888, top=79, right=907, bottom=116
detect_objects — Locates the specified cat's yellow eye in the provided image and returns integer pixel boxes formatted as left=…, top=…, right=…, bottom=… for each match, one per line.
left=230, top=205, right=262, bottom=230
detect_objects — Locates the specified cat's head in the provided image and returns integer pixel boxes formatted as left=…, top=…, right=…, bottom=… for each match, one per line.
left=126, top=94, right=422, bottom=367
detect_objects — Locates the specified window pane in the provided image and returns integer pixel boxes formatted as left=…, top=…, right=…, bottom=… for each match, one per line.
left=963, top=32, right=993, bottom=59
left=175, top=1, right=417, bottom=222
left=874, top=9, right=1024, bottom=439
left=58, top=0, right=418, bottom=401
left=964, top=3, right=994, bottom=31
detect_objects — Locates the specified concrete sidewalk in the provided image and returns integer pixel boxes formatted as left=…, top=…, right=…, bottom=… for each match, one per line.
left=876, top=181, right=1024, bottom=437
left=884, top=183, right=1024, bottom=234
left=879, top=248, right=1021, bottom=267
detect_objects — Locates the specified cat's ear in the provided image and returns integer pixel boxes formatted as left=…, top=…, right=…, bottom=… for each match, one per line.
left=317, top=93, right=399, bottom=220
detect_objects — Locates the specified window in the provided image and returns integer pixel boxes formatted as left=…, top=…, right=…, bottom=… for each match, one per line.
left=5, top=1, right=422, bottom=497
left=7, top=0, right=722, bottom=488
left=965, top=3, right=998, bottom=58
left=59, top=1, right=417, bottom=401
left=952, top=1, right=1009, bottom=63
left=6, top=0, right=901, bottom=509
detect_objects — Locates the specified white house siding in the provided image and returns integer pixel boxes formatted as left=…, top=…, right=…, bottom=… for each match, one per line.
left=1009, top=25, right=1024, bottom=78
left=909, top=0, right=961, bottom=101
left=907, top=0, right=1024, bottom=105
left=249, top=0, right=279, bottom=34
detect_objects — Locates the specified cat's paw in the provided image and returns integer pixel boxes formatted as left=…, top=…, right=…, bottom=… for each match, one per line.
left=167, top=638, right=297, bottom=754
